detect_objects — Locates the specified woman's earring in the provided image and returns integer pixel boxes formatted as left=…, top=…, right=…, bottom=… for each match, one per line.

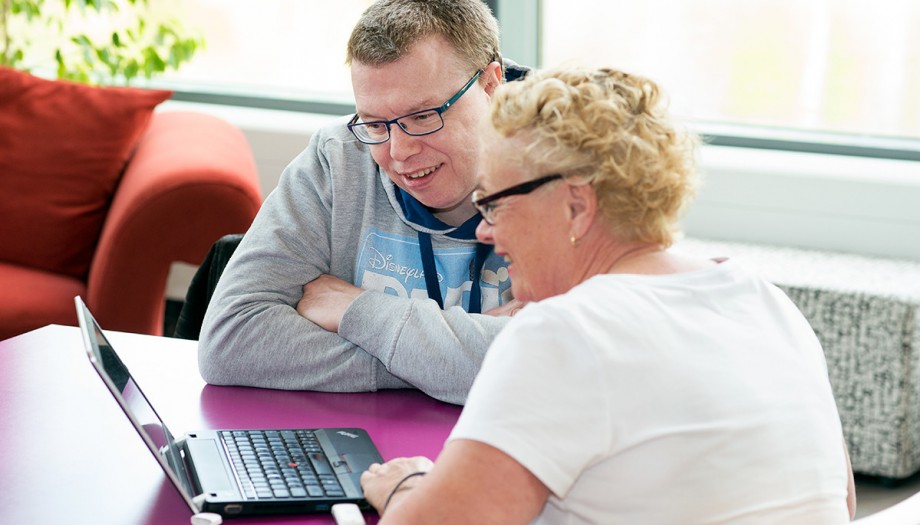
left=570, top=235, right=578, bottom=246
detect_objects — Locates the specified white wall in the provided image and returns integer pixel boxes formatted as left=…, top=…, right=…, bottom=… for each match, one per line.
left=161, top=102, right=920, bottom=299
left=685, top=146, right=920, bottom=260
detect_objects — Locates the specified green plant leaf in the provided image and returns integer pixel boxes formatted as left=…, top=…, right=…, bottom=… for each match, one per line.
left=6, top=0, right=203, bottom=85
left=124, top=59, right=139, bottom=81
left=71, top=34, right=92, bottom=47
left=54, top=48, right=66, bottom=78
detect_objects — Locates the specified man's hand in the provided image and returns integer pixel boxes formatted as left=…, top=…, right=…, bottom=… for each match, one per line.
left=484, top=298, right=527, bottom=317
left=296, top=275, right=363, bottom=333
left=360, top=456, right=434, bottom=515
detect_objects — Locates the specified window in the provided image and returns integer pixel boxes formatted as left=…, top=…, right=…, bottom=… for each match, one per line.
left=153, top=0, right=373, bottom=111
left=538, top=0, right=920, bottom=143
left=148, top=0, right=918, bottom=156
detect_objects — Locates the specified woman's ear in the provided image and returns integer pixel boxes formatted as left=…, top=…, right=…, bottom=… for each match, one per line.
left=482, top=61, right=503, bottom=97
left=567, top=183, right=597, bottom=239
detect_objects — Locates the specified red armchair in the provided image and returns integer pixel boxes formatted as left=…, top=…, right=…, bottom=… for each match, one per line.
left=0, top=110, right=262, bottom=339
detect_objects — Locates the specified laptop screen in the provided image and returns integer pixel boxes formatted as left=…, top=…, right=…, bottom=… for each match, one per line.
left=75, top=297, right=199, bottom=512
left=81, top=303, right=173, bottom=450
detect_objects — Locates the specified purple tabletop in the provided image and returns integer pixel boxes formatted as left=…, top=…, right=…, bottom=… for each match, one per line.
left=0, top=325, right=462, bottom=525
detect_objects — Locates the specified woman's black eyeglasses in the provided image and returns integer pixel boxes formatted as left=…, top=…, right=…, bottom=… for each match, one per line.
left=471, top=174, right=564, bottom=225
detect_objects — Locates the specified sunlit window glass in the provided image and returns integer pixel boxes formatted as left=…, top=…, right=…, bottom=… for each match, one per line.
left=156, top=0, right=374, bottom=103
left=541, top=0, right=920, bottom=140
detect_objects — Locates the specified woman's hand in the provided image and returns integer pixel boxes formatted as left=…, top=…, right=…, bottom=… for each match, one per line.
left=484, top=298, right=527, bottom=317
left=296, top=275, right=363, bottom=333
left=360, top=456, right=434, bottom=515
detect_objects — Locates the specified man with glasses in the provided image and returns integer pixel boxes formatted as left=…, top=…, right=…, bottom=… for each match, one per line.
left=198, top=0, right=528, bottom=405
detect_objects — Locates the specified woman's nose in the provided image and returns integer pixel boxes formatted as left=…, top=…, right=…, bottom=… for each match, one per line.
left=475, top=218, right=495, bottom=244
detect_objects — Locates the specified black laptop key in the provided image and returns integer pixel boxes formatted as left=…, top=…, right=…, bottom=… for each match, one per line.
left=302, top=474, right=319, bottom=484
left=319, top=475, right=343, bottom=496
left=320, top=476, right=340, bottom=487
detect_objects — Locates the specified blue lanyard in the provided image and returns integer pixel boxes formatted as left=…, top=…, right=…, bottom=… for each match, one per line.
left=418, top=231, right=490, bottom=313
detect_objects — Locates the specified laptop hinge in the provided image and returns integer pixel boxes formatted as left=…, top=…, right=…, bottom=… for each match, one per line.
left=162, top=438, right=199, bottom=498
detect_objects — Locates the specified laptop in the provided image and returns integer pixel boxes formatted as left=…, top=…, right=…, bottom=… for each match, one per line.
left=75, top=296, right=384, bottom=518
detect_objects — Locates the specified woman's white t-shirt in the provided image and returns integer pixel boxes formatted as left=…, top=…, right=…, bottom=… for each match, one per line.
left=449, top=261, right=850, bottom=524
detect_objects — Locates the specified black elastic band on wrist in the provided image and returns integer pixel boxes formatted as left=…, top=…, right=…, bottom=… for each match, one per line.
left=382, top=471, right=427, bottom=512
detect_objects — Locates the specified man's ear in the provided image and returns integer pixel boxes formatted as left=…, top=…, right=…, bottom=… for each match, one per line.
left=482, top=61, right=503, bottom=97
left=567, top=183, right=597, bottom=239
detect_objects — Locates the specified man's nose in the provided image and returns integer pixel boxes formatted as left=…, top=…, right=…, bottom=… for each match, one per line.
left=388, top=125, right=422, bottom=161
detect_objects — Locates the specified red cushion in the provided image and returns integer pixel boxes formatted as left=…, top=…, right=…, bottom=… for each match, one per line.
left=0, top=67, right=171, bottom=279
left=0, top=261, right=86, bottom=341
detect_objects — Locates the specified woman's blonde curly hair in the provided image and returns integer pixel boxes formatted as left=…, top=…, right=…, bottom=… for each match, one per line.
left=489, top=67, right=700, bottom=247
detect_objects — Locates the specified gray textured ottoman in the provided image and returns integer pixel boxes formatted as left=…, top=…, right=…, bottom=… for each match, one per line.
left=676, top=238, right=920, bottom=480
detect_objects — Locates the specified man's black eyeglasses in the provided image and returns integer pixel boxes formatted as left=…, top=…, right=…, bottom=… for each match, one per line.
left=347, top=69, right=483, bottom=145
left=472, top=174, right=565, bottom=225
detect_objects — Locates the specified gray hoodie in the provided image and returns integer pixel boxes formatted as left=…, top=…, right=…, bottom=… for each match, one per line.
left=198, top=115, right=514, bottom=405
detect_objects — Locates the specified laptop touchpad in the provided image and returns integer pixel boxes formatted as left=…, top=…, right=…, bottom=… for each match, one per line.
left=342, top=453, right=380, bottom=473
left=187, top=438, right=235, bottom=492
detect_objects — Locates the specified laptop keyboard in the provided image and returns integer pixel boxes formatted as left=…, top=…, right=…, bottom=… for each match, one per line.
left=221, top=430, right=346, bottom=500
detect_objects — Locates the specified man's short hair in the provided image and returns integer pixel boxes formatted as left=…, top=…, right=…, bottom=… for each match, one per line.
left=346, top=0, right=501, bottom=76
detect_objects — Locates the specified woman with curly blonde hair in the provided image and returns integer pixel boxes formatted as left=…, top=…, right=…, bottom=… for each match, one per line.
left=360, top=67, right=855, bottom=524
